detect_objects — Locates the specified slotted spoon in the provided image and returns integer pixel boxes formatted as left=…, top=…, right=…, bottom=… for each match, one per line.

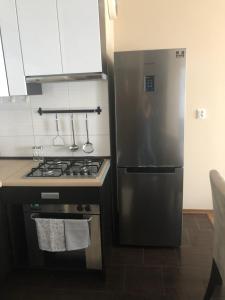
left=83, top=113, right=94, bottom=153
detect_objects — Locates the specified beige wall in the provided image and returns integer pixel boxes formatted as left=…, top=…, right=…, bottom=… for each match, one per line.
left=114, top=0, right=225, bottom=209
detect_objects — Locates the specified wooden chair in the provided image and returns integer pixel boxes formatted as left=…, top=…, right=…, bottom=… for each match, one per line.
left=204, top=170, right=224, bottom=300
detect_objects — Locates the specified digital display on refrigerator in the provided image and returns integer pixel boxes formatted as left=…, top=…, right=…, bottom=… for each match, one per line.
left=144, top=75, right=155, bottom=92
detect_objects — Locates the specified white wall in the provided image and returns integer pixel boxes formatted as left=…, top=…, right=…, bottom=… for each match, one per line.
left=114, top=0, right=225, bottom=209
left=0, top=80, right=110, bottom=157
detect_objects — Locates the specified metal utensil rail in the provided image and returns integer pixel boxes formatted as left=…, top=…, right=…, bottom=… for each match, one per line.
left=37, top=106, right=102, bottom=116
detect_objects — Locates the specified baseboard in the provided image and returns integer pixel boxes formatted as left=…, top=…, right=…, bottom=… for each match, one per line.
left=183, top=209, right=213, bottom=214
left=183, top=209, right=214, bottom=224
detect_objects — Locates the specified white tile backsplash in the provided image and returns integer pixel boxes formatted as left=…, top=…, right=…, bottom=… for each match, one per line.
left=34, top=134, right=110, bottom=157
left=0, top=80, right=110, bottom=157
left=0, top=136, right=34, bottom=156
left=34, top=135, right=74, bottom=157
left=72, top=108, right=110, bottom=135
left=30, top=82, right=70, bottom=109
left=68, top=80, right=109, bottom=108
left=0, top=103, right=33, bottom=136
left=32, top=111, right=72, bottom=136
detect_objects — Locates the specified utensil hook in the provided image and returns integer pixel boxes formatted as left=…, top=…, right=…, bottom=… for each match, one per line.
left=71, top=114, right=76, bottom=144
left=55, top=113, right=59, bottom=134
left=85, top=113, right=90, bottom=143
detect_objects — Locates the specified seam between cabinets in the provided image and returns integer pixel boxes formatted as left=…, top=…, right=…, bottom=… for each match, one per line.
left=0, top=29, right=10, bottom=96
left=14, top=0, right=26, bottom=78
left=55, top=0, right=64, bottom=73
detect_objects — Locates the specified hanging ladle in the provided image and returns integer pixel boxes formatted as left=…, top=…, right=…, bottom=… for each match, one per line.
left=69, top=114, right=79, bottom=152
left=83, top=113, right=94, bottom=153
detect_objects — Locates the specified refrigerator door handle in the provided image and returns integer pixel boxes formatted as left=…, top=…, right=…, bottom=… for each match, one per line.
left=125, top=167, right=177, bottom=174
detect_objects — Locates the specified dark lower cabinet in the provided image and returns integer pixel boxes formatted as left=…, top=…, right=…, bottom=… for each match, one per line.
left=0, top=195, right=11, bottom=283
left=2, top=170, right=112, bottom=272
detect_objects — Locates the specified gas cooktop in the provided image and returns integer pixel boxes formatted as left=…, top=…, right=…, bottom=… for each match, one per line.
left=26, top=158, right=104, bottom=178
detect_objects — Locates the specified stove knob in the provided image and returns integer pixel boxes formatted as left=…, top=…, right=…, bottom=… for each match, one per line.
left=77, top=204, right=83, bottom=212
left=85, top=205, right=91, bottom=212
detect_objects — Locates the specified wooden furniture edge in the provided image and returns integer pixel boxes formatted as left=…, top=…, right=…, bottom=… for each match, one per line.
left=183, top=209, right=214, bottom=224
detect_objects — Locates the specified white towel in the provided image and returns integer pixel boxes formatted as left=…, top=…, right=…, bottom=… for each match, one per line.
left=35, top=218, right=66, bottom=252
left=64, top=219, right=90, bottom=251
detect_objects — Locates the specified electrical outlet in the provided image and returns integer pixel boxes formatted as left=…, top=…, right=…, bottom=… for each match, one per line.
left=196, top=108, right=207, bottom=119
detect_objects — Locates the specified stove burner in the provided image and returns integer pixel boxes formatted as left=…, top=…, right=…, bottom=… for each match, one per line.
left=42, top=169, right=54, bottom=176
left=49, top=160, right=64, bottom=165
left=26, top=158, right=104, bottom=178
left=81, top=166, right=88, bottom=173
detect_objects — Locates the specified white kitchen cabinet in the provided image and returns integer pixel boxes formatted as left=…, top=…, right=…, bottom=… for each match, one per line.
left=16, top=0, right=62, bottom=76
left=57, top=0, right=102, bottom=74
left=0, top=33, right=9, bottom=97
left=15, top=0, right=106, bottom=78
left=0, top=0, right=27, bottom=96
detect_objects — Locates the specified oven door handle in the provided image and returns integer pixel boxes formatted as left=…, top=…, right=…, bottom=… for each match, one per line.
left=30, top=213, right=92, bottom=223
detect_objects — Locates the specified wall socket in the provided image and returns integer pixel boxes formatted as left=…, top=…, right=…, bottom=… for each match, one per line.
left=196, top=108, right=207, bottom=119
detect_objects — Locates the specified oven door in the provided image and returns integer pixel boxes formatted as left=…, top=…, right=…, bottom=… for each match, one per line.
left=23, top=204, right=102, bottom=270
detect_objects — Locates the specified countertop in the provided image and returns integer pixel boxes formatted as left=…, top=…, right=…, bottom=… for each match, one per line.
left=0, top=159, right=110, bottom=187
left=0, top=160, right=31, bottom=187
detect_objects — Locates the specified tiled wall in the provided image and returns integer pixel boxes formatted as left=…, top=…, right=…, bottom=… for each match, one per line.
left=0, top=80, right=110, bottom=157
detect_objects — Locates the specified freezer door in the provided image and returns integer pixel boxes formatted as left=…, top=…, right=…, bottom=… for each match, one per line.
left=115, top=49, right=186, bottom=167
left=118, top=167, right=183, bottom=246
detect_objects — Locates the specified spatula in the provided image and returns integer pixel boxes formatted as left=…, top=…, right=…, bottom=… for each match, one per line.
left=53, top=114, right=65, bottom=146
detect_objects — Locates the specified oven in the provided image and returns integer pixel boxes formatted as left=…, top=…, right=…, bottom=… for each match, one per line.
left=23, top=202, right=102, bottom=271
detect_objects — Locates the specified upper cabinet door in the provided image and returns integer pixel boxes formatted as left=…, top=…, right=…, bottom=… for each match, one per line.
left=0, top=32, right=9, bottom=97
left=0, top=0, right=27, bottom=96
left=16, top=0, right=62, bottom=76
left=57, top=0, right=102, bottom=74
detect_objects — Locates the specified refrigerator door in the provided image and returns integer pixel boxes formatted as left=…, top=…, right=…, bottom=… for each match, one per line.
left=117, top=167, right=183, bottom=246
left=115, top=49, right=186, bottom=167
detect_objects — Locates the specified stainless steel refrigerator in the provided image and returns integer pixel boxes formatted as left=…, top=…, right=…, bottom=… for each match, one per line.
left=114, top=49, right=186, bottom=247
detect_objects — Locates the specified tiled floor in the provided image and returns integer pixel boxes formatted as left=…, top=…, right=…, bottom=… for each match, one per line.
left=0, top=214, right=219, bottom=300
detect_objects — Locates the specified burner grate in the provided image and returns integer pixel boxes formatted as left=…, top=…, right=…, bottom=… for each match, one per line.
left=26, top=158, right=104, bottom=178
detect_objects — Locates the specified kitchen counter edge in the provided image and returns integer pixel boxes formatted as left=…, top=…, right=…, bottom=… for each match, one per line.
left=0, top=159, right=110, bottom=187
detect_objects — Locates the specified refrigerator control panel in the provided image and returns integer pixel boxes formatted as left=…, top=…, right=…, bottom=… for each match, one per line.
left=144, top=75, right=155, bottom=92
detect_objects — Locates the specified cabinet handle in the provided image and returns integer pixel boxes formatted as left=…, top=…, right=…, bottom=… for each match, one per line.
left=125, top=167, right=176, bottom=174
left=41, top=193, right=59, bottom=199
